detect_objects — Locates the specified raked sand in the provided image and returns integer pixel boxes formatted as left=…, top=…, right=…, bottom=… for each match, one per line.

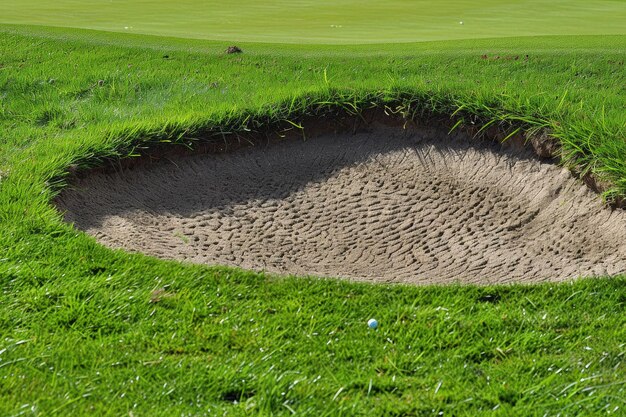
left=56, top=125, right=626, bottom=284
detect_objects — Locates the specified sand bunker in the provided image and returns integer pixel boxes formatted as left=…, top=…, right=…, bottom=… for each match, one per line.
left=56, top=125, right=626, bottom=284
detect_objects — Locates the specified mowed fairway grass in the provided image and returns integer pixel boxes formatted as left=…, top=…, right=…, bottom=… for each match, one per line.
left=2, top=0, right=626, bottom=43
left=1, top=1, right=626, bottom=415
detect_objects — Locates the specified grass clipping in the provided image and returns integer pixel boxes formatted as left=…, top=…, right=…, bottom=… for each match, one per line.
left=56, top=123, right=626, bottom=284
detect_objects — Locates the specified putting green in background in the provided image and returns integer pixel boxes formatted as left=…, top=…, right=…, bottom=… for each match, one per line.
left=1, top=0, right=625, bottom=44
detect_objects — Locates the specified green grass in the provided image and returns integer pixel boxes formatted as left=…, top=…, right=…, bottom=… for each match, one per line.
left=1, top=13, right=625, bottom=417
left=1, top=0, right=625, bottom=43
left=2, top=258, right=625, bottom=416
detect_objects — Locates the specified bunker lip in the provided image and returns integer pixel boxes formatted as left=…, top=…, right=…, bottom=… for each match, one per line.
left=63, top=109, right=560, bottom=179
left=55, top=116, right=626, bottom=285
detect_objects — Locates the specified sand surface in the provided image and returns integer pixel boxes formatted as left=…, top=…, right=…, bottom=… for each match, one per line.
left=56, top=125, right=626, bottom=284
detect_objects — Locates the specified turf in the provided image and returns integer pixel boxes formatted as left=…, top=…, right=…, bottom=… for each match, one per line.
left=1, top=0, right=625, bottom=43
left=1, top=8, right=626, bottom=417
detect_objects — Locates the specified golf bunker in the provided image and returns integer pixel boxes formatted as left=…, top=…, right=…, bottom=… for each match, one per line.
left=56, top=122, right=626, bottom=284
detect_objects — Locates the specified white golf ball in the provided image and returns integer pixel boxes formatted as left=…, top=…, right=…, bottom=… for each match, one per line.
left=459, top=21, right=464, bottom=25
left=367, top=319, right=378, bottom=329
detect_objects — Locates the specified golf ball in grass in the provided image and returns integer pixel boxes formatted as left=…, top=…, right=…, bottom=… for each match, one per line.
left=368, top=319, right=378, bottom=329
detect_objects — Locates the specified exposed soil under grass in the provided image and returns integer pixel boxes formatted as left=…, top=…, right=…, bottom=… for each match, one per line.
left=56, top=122, right=626, bottom=284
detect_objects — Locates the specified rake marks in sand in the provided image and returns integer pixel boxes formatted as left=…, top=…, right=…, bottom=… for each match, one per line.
left=57, top=125, right=626, bottom=284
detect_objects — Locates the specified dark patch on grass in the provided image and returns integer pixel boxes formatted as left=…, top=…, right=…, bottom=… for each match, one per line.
left=35, top=107, right=62, bottom=126
left=88, top=265, right=107, bottom=275
left=497, top=388, right=521, bottom=406
left=477, top=293, right=501, bottom=303
left=219, top=388, right=255, bottom=403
